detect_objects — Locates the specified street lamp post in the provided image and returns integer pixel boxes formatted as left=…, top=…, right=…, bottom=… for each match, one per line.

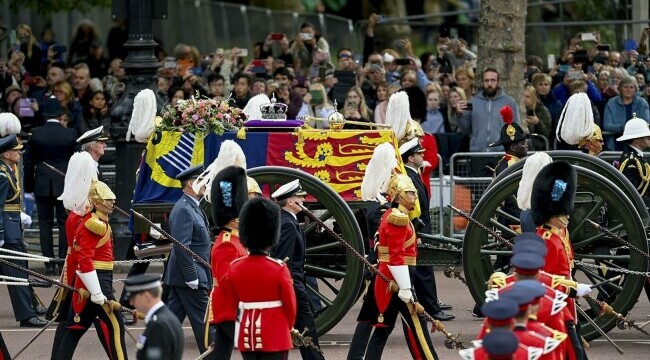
left=110, top=0, right=166, bottom=259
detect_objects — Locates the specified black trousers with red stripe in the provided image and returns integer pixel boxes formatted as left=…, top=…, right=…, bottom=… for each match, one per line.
left=52, top=270, right=126, bottom=360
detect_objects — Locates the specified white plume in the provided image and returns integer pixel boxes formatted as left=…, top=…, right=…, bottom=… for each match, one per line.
left=58, top=152, right=98, bottom=215
left=556, top=92, right=594, bottom=145
left=0, top=113, right=21, bottom=136
left=517, top=152, right=553, bottom=210
left=361, top=142, right=398, bottom=200
left=385, top=91, right=411, bottom=141
left=192, top=140, right=247, bottom=202
left=127, top=89, right=157, bottom=143
left=243, top=94, right=271, bottom=120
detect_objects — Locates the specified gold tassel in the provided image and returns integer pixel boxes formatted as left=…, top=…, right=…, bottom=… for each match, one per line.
left=236, top=127, right=247, bottom=139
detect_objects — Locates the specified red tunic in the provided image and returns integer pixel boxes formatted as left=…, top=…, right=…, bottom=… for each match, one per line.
left=513, top=326, right=556, bottom=360
left=459, top=342, right=543, bottom=360
left=71, top=212, right=113, bottom=314
left=527, top=318, right=567, bottom=360
left=537, top=225, right=577, bottom=320
left=210, top=229, right=247, bottom=324
left=63, top=212, right=84, bottom=286
left=374, top=207, right=417, bottom=317
left=419, top=133, right=439, bottom=197
left=220, top=255, right=297, bottom=352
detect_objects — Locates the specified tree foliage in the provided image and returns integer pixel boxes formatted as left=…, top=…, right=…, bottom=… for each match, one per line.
left=9, top=0, right=111, bottom=15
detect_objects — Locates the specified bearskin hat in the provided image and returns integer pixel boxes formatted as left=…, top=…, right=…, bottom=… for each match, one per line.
left=210, top=166, right=248, bottom=227
left=239, top=197, right=281, bottom=251
left=531, top=161, right=577, bottom=226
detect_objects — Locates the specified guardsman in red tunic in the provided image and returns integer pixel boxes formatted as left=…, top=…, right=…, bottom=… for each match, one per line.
left=500, top=284, right=562, bottom=360
left=531, top=161, right=592, bottom=360
left=205, top=166, right=249, bottom=358
left=220, top=197, right=297, bottom=359
left=53, top=180, right=127, bottom=360
left=461, top=328, right=542, bottom=360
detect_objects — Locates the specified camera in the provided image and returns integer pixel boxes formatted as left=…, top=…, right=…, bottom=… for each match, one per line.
left=394, top=58, right=411, bottom=66
left=52, top=44, right=67, bottom=53
left=300, top=33, right=313, bottom=41
left=465, top=103, right=473, bottom=111
left=270, top=33, right=285, bottom=41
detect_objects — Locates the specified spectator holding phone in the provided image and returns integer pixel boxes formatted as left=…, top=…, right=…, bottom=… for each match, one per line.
left=13, top=24, right=43, bottom=77
left=603, top=76, right=650, bottom=150
left=455, top=66, right=475, bottom=99
left=552, top=67, right=602, bottom=106
left=303, top=83, right=335, bottom=129
left=458, top=68, right=521, bottom=152
left=291, top=22, right=331, bottom=78
left=51, top=81, right=84, bottom=136
left=68, top=19, right=101, bottom=66
left=260, top=33, right=294, bottom=69
left=448, top=86, right=468, bottom=132
left=343, top=86, right=372, bottom=128
left=523, top=85, right=552, bottom=149
left=81, top=90, right=111, bottom=137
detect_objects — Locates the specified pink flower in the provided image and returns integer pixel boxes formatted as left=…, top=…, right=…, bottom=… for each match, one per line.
left=192, top=114, right=199, bottom=121
left=216, top=113, right=223, bottom=119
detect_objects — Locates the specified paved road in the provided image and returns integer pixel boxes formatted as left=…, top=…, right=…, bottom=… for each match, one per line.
left=1, top=269, right=648, bottom=359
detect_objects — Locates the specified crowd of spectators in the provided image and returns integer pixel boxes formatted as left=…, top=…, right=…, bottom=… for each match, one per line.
left=3, top=16, right=650, bottom=167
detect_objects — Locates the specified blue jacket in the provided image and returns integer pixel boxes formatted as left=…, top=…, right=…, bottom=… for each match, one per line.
left=458, top=89, right=521, bottom=152
left=603, top=95, right=650, bottom=150
left=552, top=80, right=602, bottom=106
left=164, top=193, right=212, bottom=289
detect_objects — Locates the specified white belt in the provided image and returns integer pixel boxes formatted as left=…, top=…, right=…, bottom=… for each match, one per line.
left=241, top=300, right=282, bottom=310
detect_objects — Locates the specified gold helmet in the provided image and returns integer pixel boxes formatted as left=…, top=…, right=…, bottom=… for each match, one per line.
left=387, top=173, right=417, bottom=206
left=89, top=180, right=116, bottom=207
left=488, top=272, right=507, bottom=289
left=247, top=176, right=262, bottom=196
left=401, top=119, right=424, bottom=145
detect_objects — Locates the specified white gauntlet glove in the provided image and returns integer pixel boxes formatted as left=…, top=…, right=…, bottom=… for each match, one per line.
left=186, top=279, right=199, bottom=290
left=576, top=283, right=592, bottom=297
left=388, top=265, right=413, bottom=304
left=20, top=212, right=32, bottom=228
left=77, top=270, right=107, bottom=305
left=398, top=289, right=414, bottom=303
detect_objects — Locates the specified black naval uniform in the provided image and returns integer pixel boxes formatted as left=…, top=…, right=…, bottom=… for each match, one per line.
left=0, top=160, right=42, bottom=323
left=137, top=303, right=184, bottom=360
left=617, top=144, right=650, bottom=301
left=271, top=209, right=325, bottom=360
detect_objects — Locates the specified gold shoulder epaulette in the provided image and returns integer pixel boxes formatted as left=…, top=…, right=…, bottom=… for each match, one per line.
left=265, top=256, right=284, bottom=266
left=85, top=213, right=108, bottom=236
left=541, top=230, right=552, bottom=240
left=387, top=209, right=409, bottom=227
left=551, top=329, right=568, bottom=342
left=222, top=232, right=231, bottom=243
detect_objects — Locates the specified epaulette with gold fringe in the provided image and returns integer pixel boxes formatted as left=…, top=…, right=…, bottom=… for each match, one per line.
left=84, top=213, right=108, bottom=236
left=387, top=209, right=409, bottom=227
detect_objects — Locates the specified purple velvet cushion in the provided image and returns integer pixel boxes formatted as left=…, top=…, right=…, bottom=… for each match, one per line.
left=243, top=119, right=304, bottom=128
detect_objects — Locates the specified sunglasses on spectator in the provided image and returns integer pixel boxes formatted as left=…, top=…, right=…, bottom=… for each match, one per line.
left=338, top=53, right=352, bottom=59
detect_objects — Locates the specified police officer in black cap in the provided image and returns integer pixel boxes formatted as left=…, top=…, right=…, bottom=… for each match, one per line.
left=163, top=163, right=214, bottom=353
left=0, top=134, right=48, bottom=327
left=125, top=274, right=184, bottom=360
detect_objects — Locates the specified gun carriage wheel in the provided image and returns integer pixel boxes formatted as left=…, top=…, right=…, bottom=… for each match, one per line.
left=463, top=166, right=648, bottom=341
left=248, top=166, right=365, bottom=336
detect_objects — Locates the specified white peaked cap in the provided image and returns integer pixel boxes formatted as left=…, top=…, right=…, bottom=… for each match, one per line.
left=0, top=113, right=21, bottom=137
left=127, top=89, right=157, bottom=143
left=57, top=152, right=98, bottom=214
left=556, top=92, right=594, bottom=145
left=192, top=140, right=247, bottom=202
left=516, top=152, right=553, bottom=210
left=385, top=91, right=411, bottom=141
left=243, top=94, right=271, bottom=120
left=361, top=142, right=398, bottom=200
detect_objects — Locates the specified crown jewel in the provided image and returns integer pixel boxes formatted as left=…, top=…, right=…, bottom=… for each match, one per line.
left=259, top=94, right=288, bottom=120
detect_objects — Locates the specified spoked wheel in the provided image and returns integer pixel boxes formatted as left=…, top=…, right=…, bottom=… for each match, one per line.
left=489, top=151, right=650, bottom=225
left=463, top=167, right=648, bottom=340
left=248, top=166, right=365, bottom=336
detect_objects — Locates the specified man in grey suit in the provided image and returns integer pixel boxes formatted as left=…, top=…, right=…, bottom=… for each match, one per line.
left=163, top=163, right=213, bottom=353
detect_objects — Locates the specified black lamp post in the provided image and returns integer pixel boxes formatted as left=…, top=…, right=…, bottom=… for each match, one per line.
left=109, top=0, right=166, bottom=259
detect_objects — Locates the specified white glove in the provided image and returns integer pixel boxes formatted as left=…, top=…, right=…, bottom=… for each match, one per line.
left=90, top=292, right=108, bottom=305
left=24, top=193, right=35, bottom=201
left=0, top=240, right=4, bottom=247
left=20, top=212, right=32, bottom=228
left=576, top=283, right=592, bottom=297
left=149, top=223, right=163, bottom=240
left=422, top=160, right=432, bottom=169
left=77, top=270, right=107, bottom=305
left=398, top=289, right=414, bottom=303
left=186, top=279, right=199, bottom=289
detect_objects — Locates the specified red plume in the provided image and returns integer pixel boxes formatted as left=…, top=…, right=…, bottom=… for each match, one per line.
left=500, top=105, right=513, bottom=125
